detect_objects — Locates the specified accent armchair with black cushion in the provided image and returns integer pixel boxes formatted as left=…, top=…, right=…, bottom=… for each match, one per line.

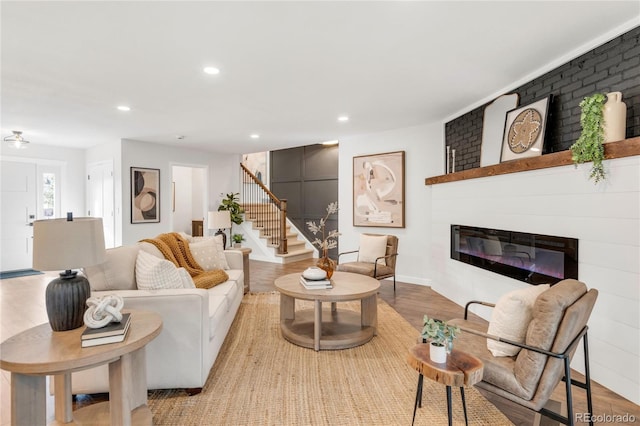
left=337, top=233, right=399, bottom=291
left=448, top=279, right=598, bottom=426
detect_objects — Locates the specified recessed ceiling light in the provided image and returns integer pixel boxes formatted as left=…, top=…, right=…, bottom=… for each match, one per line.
left=337, top=115, right=349, bottom=122
left=203, top=67, right=220, bottom=75
left=250, top=134, right=260, bottom=139
left=117, top=105, right=131, bottom=111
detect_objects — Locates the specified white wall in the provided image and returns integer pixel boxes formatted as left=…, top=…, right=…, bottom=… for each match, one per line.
left=120, top=139, right=239, bottom=245
left=338, top=122, right=444, bottom=285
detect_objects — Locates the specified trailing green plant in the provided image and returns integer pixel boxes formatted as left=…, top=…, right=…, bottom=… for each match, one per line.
left=232, top=233, right=245, bottom=243
left=570, top=93, right=606, bottom=183
left=218, top=192, right=244, bottom=225
left=421, top=315, right=460, bottom=352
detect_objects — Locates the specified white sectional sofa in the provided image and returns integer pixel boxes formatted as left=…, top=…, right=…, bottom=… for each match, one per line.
left=69, top=237, right=244, bottom=394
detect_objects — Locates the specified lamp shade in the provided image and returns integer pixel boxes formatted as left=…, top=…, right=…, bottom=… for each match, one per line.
left=33, top=217, right=106, bottom=271
left=208, top=210, right=231, bottom=230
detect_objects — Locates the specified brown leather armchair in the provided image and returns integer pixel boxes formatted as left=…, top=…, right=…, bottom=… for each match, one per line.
left=336, top=233, right=399, bottom=291
left=449, top=279, right=598, bottom=426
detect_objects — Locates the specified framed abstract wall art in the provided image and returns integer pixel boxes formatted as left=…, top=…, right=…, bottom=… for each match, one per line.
left=500, top=96, right=551, bottom=162
left=353, top=151, right=405, bottom=228
left=131, top=167, right=160, bottom=223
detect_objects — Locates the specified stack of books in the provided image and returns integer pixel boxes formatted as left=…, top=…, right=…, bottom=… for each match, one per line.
left=299, top=275, right=332, bottom=290
left=81, top=313, right=131, bottom=348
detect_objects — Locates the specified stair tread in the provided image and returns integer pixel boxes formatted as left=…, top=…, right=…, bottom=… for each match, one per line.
left=275, top=248, right=314, bottom=258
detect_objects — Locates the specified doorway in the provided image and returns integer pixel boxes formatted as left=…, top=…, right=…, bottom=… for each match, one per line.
left=171, top=165, right=207, bottom=236
left=1, top=159, right=64, bottom=271
left=87, top=161, right=115, bottom=248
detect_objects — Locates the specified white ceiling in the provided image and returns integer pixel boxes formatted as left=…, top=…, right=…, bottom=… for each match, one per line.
left=2, top=1, right=638, bottom=154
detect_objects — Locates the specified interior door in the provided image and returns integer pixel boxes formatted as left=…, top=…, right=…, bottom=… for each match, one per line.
left=87, top=161, right=115, bottom=248
left=1, top=161, right=37, bottom=271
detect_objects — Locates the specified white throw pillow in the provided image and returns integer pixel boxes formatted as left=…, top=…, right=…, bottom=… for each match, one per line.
left=487, top=284, right=550, bottom=357
left=358, top=234, right=388, bottom=265
left=177, top=267, right=195, bottom=288
left=83, top=245, right=140, bottom=291
left=189, top=235, right=229, bottom=270
left=135, top=250, right=184, bottom=290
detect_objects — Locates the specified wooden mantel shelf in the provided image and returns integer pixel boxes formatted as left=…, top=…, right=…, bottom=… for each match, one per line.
left=425, top=137, right=640, bottom=185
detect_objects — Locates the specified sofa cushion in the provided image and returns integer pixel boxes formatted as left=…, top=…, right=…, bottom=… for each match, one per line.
left=84, top=245, right=140, bottom=291
left=208, top=279, right=240, bottom=305
left=138, top=241, right=165, bottom=259
left=135, top=250, right=184, bottom=290
left=189, top=235, right=229, bottom=270
left=487, top=284, right=549, bottom=357
left=358, top=234, right=388, bottom=265
left=224, top=269, right=244, bottom=287
left=177, top=267, right=195, bottom=288
left=208, top=295, right=229, bottom=340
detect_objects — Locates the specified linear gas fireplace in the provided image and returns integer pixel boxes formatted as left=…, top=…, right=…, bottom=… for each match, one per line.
left=451, top=225, right=578, bottom=285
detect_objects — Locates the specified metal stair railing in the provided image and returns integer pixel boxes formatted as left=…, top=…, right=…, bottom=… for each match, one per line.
left=240, top=163, right=288, bottom=254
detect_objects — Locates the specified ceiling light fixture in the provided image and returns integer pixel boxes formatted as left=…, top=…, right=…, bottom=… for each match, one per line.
left=4, top=130, right=30, bottom=149
left=250, top=134, right=260, bottom=139
left=203, top=67, right=220, bottom=75
left=338, top=115, right=349, bottom=122
left=117, top=105, right=131, bottom=111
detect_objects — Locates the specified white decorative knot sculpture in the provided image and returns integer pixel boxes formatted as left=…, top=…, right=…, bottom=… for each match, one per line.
left=84, top=294, right=125, bottom=329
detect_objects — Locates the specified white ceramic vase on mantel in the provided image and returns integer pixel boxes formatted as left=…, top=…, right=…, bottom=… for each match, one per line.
left=603, top=91, right=627, bottom=143
left=430, top=343, right=447, bottom=364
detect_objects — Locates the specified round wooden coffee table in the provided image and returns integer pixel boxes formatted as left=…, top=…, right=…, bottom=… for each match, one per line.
left=275, top=271, right=380, bottom=351
left=0, top=310, right=162, bottom=425
left=407, top=343, right=484, bottom=426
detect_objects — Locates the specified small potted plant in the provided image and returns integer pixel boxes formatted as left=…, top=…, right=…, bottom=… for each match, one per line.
left=570, top=93, right=607, bottom=183
left=421, top=315, right=460, bottom=364
left=232, top=233, right=245, bottom=248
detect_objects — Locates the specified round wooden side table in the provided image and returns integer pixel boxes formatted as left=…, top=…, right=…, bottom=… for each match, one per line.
left=407, top=343, right=484, bottom=426
left=0, top=310, right=162, bottom=425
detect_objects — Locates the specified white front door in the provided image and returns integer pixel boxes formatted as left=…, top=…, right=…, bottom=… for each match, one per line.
left=1, top=161, right=37, bottom=271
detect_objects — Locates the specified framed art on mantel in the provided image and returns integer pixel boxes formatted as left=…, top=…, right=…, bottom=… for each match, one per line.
left=500, top=96, right=551, bottom=162
left=353, top=151, right=405, bottom=228
left=131, top=167, right=160, bottom=223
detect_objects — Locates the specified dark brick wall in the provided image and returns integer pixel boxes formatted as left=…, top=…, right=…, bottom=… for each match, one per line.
left=446, top=26, right=640, bottom=171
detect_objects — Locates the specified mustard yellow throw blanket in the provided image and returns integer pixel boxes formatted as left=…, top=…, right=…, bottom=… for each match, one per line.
left=141, top=233, right=229, bottom=289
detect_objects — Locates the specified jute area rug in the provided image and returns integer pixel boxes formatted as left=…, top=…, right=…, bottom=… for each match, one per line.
left=148, top=292, right=513, bottom=425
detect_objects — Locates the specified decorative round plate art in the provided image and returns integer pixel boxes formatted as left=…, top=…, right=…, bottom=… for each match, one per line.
left=500, top=96, right=550, bottom=162
left=507, top=108, right=542, bottom=153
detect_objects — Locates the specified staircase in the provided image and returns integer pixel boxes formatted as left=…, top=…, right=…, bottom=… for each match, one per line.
left=242, top=203, right=314, bottom=263
left=239, top=163, right=314, bottom=264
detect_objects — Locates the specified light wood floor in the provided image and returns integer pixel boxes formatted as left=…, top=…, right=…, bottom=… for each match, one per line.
left=1, top=260, right=638, bottom=425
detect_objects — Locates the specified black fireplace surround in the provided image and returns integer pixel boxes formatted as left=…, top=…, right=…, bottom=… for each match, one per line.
left=451, top=225, right=578, bottom=285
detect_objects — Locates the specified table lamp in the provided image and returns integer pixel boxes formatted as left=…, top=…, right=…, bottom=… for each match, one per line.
left=208, top=210, right=231, bottom=249
left=33, top=214, right=106, bottom=331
